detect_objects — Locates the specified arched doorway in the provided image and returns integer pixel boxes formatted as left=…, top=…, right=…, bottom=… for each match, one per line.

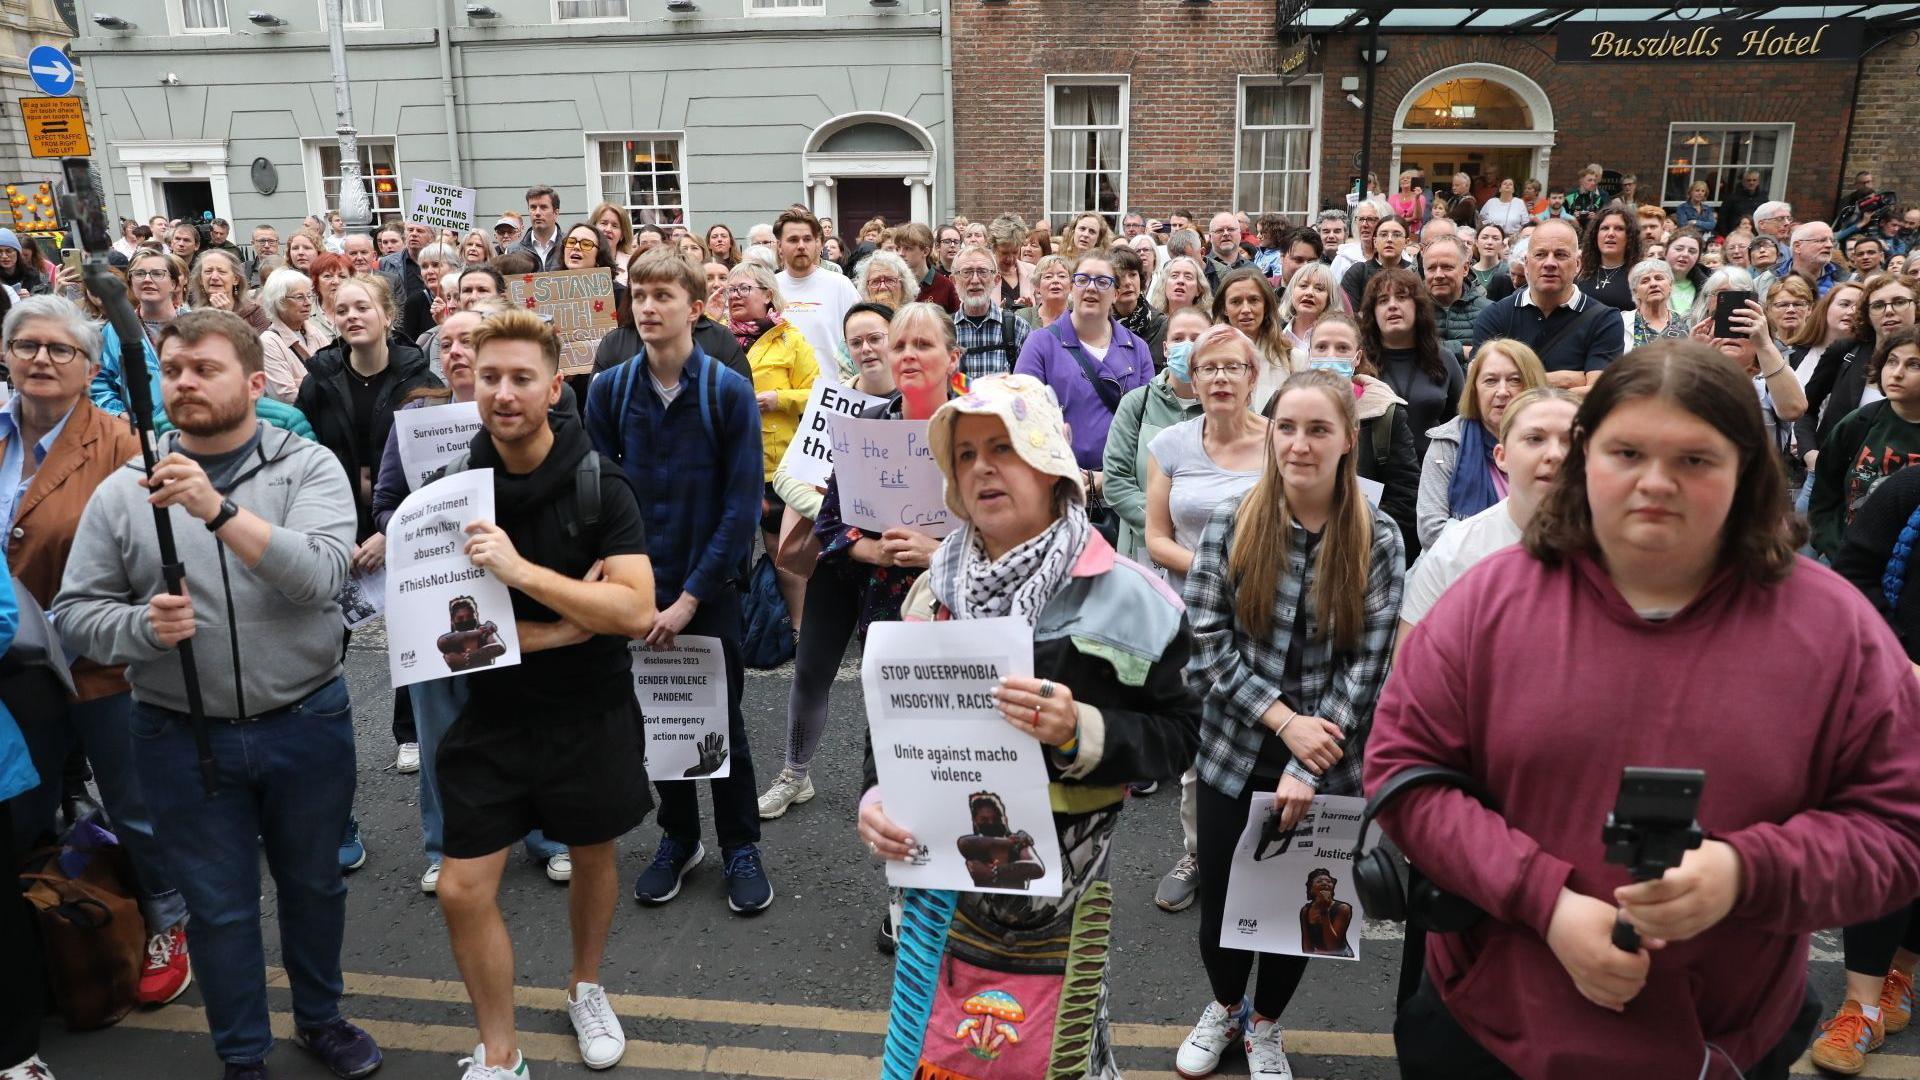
left=802, top=113, right=937, bottom=249
left=1391, top=64, right=1555, bottom=209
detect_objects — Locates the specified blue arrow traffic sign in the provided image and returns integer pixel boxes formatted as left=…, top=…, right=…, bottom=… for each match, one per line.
left=28, top=46, right=75, bottom=96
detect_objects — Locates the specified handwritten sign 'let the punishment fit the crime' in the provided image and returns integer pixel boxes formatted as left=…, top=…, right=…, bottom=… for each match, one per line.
left=824, top=414, right=955, bottom=538
left=507, top=269, right=617, bottom=376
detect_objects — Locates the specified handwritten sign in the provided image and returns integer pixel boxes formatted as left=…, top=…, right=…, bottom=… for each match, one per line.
left=507, top=269, right=617, bottom=376
left=407, top=178, right=476, bottom=233
left=777, top=382, right=887, bottom=489
left=394, top=400, right=481, bottom=492
left=824, top=413, right=954, bottom=537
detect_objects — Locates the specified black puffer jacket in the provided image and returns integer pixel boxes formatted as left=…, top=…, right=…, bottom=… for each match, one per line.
left=295, top=332, right=442, bottom=540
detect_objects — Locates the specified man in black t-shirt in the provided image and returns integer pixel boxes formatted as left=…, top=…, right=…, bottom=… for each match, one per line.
left=434, top=309, right=658, bottom=1079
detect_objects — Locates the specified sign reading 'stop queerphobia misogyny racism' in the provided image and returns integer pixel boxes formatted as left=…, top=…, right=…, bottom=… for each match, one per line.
left=384, top=469, right=521, bottom=689
left=861, top=618, right=1061, bottom=897
left=629, top=637, right=730, bottom=781
left=506, top=269, right=617, bottom=376
left=824, top=413, right=955, bottom=538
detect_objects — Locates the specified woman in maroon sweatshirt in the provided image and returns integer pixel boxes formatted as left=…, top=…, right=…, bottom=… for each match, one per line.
left=1368, top=340, right=1920, bottom=1080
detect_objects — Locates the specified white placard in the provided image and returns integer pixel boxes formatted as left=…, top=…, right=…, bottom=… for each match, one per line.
left=1358, top=476, right=1384, bottom=509
left=383, top=469, right=521, bottom=688
left=630, top=636, right=730, bottom=781
left=825, top=413, right=955, bottom=538
left=336, top=566, right=385, bottom=630
left=777, top=382, right=887, bottom=489
left=394, top=400, right=482, bottom=492
left=1219, top=794, right=1366, bottom=960
left=407, top=178, right=476, bottom=234
left=861, top=618, right=1060, bottom=897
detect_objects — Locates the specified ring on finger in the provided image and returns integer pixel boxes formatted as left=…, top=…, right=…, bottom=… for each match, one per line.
left=1039, top=680, right=1055, bottom=699
left=868, top=841, right=879, bottom=857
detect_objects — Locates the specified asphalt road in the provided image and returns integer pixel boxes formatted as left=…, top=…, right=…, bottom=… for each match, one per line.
left=34, top=635, right=1914, bottom=1079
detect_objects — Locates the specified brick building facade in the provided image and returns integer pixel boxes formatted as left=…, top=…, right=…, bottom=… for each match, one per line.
left=1842, top=32, right=1920, bottom=207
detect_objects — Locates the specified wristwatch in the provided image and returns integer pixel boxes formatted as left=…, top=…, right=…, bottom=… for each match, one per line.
left=206, top=497, right=239, bottom=532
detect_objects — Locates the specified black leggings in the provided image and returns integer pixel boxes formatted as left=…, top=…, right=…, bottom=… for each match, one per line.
left=1842, top=898, right=1920, bottom=979
left=1196, top=778, right=1309, bottom=1019
left=0, top=798, right=46, bottom=1067
left=782, top=568, right=864, bottom=776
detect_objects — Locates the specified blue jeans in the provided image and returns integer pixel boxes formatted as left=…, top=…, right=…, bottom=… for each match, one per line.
left=12, top=691, right=188, bottom=934
left=411, top=676, right=563, bottom=864
left=132, top=677, right=355, bottom=1066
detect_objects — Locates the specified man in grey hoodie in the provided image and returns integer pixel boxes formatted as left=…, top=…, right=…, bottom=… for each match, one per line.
left=53, top=310, right=383, bottom=1080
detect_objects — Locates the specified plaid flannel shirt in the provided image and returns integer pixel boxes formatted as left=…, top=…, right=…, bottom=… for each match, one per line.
left=1183, top=494, right=1406, bottom=800
left=954, top=304, right=1031, bottom=383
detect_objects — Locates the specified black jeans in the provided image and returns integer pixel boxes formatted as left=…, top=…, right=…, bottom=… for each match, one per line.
left=654, top=589, right=761, bottom=851
left=1394, top=972, right=1822, bottom=1080
left=1195, top=778, right=1308, bottom=1018
left=782, top=568, right=863, bottom=775
left=1841, top=898, right=1920, bottom=979
left=0, top=798, right=45, bottom=1067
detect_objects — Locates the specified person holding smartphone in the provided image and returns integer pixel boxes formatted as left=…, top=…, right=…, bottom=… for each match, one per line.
left=1371, top=340, right=1920, bottom=1079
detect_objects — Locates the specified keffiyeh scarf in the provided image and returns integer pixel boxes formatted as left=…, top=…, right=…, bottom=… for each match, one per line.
left=929, top=502, right=1091, bottom=626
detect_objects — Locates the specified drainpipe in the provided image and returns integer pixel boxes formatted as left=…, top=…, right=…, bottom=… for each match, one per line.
left=938, top=0, right=954, bottom=220
left=435, top=0, right=463, bottom=184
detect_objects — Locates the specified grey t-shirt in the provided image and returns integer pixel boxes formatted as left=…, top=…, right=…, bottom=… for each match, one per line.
left=1148, top=416, right=1262, bottom=593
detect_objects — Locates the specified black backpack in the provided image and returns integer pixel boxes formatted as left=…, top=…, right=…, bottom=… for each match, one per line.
left=440, top=450, right=602, bottom=539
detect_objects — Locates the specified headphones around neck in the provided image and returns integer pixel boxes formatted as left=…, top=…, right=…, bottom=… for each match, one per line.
left=1351, top=766, right=1500, bottom=933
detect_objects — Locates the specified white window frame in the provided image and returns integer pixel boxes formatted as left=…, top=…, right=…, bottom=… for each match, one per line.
left=1043, top=74, right=1129, bottom=231
left=318, top=0, right=383, bottom=29
left=552, top=0, right=629, bottom=22
left=172, top=0, right=231, bottom=35
left=1660, top=122, right=1795, bottom=209
left=583, top=132, right=690, bottom=228
left=1233, top=75, right=1322, bottom=221
left=301, top=137, right=405, bottom=220
left=745, top=0, right=824, bottom=16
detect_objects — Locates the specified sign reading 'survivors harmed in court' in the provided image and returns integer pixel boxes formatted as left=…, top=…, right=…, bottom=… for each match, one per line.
left=1556, top=18, right=1863, bottom=63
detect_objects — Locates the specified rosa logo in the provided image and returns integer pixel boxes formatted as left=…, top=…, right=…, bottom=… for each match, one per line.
left=399, top=649, right=417, bottom=669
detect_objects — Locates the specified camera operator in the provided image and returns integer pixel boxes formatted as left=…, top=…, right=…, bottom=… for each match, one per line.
left=1368, top=340, right=1920, bottom=1079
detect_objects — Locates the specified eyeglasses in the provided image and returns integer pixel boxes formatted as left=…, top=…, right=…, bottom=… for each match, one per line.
left=1071, top=273, right=1116, bottom=291
left=563, top=238, right=600, bottom=251
left=7, top=338, right=81, bottom=364
left=955, top=267, right=995, bottom=280
left=1868, top=297, right=1916, bottom=314
left=285, top=291, right=314, bottom=304
left=848, top=332, right=889, bottom=351
left=1193, top=362, right=1251, bottom=378
left=129, top=269, right=171, bottom=280
left=1769, top=299, right=1811, bottom=312
left=724, top=283, right=764, bottom=296
left=866, top=276, right=902, bottom=289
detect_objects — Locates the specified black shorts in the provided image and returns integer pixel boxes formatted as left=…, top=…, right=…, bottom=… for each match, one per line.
left=436, top=695, right=654, bottom=859
left=760, top=481, right=786, bottom=536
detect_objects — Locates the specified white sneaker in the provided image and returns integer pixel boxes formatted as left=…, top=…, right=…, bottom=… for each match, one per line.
left=421, top=862, right=441, bottom=894
left=546, top=853, right=572, bottom=883
left=395, top=742, right=421, bottom=773
left=757, top=768, right=815, bottom=819
left=1175, top=998, right=1247, bottom=1078
left=1243, top=1017, right=1293, bottom=1080
left=0, top=1054, right=55, bottom=1079
left=567, top=981, right=625, bottom=1069
left=457, top=1043, right=527, bottom=1079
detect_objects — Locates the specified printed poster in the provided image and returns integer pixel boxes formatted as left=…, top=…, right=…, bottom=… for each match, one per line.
left=630, top=636, right=730, bottom=781
left=861, top=618, right=1060, bottom=897
left=1219, top=794, right=1367, bottom=959
left=336, top=566, right=385, bottom=630
left=776, top=382, right=887, bottom=489
left=506, top=268, right=617, bottom=376
left=824, top=413, right=955, bottom=538
left=383, top=469, right=521, bottom=688
left=393, top=400, right=482, bottom=492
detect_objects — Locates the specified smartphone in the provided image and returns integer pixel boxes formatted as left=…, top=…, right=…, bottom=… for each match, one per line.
left=1713, top=289, right=1755, bottom=339
left=60, top=248, right=82, bottom=275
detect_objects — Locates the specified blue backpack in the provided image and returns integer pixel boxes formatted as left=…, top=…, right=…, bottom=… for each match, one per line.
left=739, top=554, right=795, bottom=670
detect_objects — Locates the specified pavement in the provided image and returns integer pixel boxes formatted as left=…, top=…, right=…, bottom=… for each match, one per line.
left=35, top=632, right=1920, bottom=1079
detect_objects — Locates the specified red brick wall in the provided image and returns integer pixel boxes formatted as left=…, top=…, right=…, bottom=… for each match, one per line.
left=951, top=17, right=1862, bottom=223
left=1843, top=32, right=1920, bottom=210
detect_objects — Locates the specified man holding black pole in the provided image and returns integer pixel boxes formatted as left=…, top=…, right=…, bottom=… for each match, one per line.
left=53, top=310, right=382, bottom=1080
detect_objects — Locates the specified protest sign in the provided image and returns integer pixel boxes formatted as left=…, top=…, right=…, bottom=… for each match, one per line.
left=384, top=469, right=520, bottom=689
left=824, top=413, right=954, bottom=538
left=336, top=566, right=385, bottom=630
left=861, top=618, right=1059, bottom=897
left=407, top=178, right=476, bottom=233
left=776, top=382, right=887, bottom=489
left=394, top=400, right=482, bottom=491
left=630, top=636, right=730, bottom=781
left=1218, top=795, right=1366, bottom=959
left=506, top=269, right=616, bottom=376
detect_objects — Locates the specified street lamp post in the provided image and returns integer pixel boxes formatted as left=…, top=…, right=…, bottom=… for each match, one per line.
left=326, top=0, right=372, bottom=227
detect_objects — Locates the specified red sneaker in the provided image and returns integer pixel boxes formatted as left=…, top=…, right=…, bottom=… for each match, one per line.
left=139, top=924, right=192, bottom=1006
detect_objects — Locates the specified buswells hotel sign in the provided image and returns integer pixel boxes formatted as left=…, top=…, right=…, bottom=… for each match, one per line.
left=1557, top=18, right=1864, bottom=63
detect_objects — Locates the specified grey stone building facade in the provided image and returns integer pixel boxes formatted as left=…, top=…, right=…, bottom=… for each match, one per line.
left=66, top=0, right=950, bottom=242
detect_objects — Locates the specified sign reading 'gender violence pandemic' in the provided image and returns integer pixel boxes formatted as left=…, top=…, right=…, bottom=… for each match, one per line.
left=384, top=469, right=521, bottom=689
left=824, top=413, right=954, bottom=538
left=506, top=269, right=617, bottom=376
left=629, top=637, right=731, bottom=781
left=394, top=400, right=482, bottom=491
left=1219, top=795, right=1367, bottom=960
left=861, top=618, right=1061, bottom=897
left=407, top=178, right=476, bottom=233
left=777, top=382, right=887, bottom=489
